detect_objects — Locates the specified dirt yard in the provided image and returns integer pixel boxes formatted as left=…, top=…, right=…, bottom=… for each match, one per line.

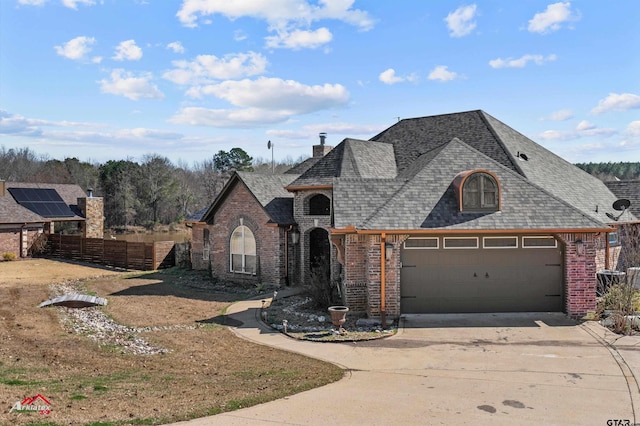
left=0, top=259, right=343, bottom=425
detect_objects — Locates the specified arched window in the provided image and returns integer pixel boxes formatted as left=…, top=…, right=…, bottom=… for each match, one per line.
left=457, top=171, right=500, bottom=211
left=308, top=194, right=330, bottom=215
left=230, top=225, right=256, bottom=273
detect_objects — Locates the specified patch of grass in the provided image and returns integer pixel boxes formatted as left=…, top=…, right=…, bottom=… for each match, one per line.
left=93, top=384, right=108, bottom=391
left=234, top=369, right=300, bottom=380
left=24, top=422, right=63, bottom=426
left=70, top=394, right=87, bottom=401
left=1, top=378, right=40, bottom=386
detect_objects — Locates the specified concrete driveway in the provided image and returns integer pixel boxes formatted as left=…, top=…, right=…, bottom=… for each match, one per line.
left=173, top=301, right=640, bottom=426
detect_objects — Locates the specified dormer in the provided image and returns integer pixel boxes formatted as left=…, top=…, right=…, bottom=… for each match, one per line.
left=453, top=169, right=501, bottom=212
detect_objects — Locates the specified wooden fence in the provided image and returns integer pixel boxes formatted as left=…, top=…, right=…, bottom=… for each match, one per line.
left=47, top=234, right=175, bottom=270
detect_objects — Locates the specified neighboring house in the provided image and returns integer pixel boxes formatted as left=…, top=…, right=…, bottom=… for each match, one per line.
left=0, top=181, right=103, bottom=257
left=605, top=180, right=640, bottom=218
left=192, top=110, right=637, bottom=319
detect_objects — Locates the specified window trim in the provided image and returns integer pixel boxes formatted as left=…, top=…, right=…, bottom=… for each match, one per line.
left=482, top=236, right=518, bottom=249
left=404, top=237, right=439, bottom=250
left=609, top=232, right=619, bottom=246
left=453, top=169, right=501, bottom=212
left=522, top=236, right=558, bottom=249
left=202, top=228, right=210, bottom=260
left=443, top=236, right=479, bottom=249
left=230, top=225, right=257, bottom=274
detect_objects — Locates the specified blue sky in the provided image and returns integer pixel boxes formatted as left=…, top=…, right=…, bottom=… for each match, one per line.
left=1, top=1, right=639, bottom=166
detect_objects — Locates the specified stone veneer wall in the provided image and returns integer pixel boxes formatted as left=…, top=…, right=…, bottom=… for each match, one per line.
left=78, top=197, right=104, bottom=239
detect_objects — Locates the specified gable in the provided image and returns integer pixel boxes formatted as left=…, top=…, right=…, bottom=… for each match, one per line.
left=335, top=139, right=609, bottom=231
left=605, top=180, right=640, bottom=218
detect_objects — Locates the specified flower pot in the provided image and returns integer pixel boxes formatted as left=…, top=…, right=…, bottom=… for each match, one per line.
left=328, top=306, right=349, bottom=328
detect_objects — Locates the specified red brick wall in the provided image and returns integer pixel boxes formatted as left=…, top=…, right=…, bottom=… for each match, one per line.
left=0, top=229, right=20, bottom=257
left=558, top=233, right=598, bottom=318
left=191, top=182, right=288, bottom=287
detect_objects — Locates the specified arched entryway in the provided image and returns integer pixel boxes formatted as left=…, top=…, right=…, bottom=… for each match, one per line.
left=309, top=227, right=330, bottom=275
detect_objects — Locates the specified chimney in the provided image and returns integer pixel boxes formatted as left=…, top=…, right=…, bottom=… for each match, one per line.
left=313, top=132, right=333, bottom=158
left=0, top=180, right=4, bottom=197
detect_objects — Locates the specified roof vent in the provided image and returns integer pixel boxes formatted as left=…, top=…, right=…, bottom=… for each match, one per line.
left=516, top=151, right=529, bottom=161
left=87, top=188, right=93, bottom=198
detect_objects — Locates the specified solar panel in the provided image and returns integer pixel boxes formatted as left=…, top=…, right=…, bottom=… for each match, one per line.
left=7, top=187, right=76, bottom=218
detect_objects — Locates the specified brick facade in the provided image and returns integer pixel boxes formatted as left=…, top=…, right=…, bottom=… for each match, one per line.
left=190, top=182, right=292, bottom=287
left=557, top=233, right=598, bottom=318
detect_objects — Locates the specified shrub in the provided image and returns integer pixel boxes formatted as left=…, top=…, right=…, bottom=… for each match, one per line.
left=2, top=252, right=17, bottom=261
left=304, top=256, right=339, bottom=309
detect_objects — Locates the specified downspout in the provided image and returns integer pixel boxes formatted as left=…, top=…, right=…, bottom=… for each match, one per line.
left=380, top=233, right=387, bottom=328
left=284, top=225, right=291, bottom=286
left=605, top=232, right=610, bottom=270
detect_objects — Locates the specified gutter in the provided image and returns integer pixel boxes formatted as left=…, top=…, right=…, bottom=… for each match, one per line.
left=330, top=227, right=614, bottom=235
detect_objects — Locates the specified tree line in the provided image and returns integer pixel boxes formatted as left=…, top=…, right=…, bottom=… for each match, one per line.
left=575, top=162, right=640, bottom=181
left=0, top=146, right=303, bottom=230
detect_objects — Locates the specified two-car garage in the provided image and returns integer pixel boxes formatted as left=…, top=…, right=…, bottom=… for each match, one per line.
left=400, top=235, right=564, bottom=313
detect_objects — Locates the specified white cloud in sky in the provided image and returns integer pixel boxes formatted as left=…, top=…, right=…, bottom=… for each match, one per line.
left=54, top=36, right=97, bottom=61
left=112, top=40, right=143, bottom=61
left=177, top=0, right=375, bottom=30
left=18, top=0, right=48, bottom=5
left=378, top=68, right=417, bottom=85
left=62, top=0, right=95, bottom=9
left=176, top=0, right=374, bottom=50
left=166, top=41, right=185, bottom=54
left=528, top=2, right=578, bottom=34
left=591, top=93, right=640, bottom=114
left=163, top=52, right=267, bottom=86
left=489, top=54, right=556, bottom=68
left=99, top=69, right=164, bottom=100
left=627, top=121, right=640, bottom=136
left=188, top=77, right=349, bottom=112
left=428, top=65, right=458, bottom=82
left=444, top=4, right=477, bottom=38
left=542, top=109, right=574, bottom=121
left=538, top=120, right=616, bottom=141
left=265, top=27, right=333, bottom=49
left=171, top=77, right=349, bottom=127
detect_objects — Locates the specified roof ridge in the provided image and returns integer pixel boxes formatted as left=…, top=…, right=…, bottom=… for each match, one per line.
left=477, top=111, right=524, bottom=177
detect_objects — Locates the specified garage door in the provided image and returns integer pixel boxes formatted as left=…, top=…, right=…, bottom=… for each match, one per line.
left=400, top=236, right=563, bottom=313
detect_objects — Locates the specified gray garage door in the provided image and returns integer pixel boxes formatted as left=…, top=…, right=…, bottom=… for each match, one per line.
left=400, top=236, right=563, bottom=313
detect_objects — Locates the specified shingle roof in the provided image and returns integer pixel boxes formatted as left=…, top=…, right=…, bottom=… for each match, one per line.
left=481, top=112, right=633, bottom=224
left=238, top=172, right=298, bottom=224
left=334, top=139, right=609, bottom=230
left=0, top=182, right=86, bottom=224
left=202, top=173, right=298, bottom=225
left=287, top=139, right=397, bottom=187
left=604, top=180, right=640, bottom=218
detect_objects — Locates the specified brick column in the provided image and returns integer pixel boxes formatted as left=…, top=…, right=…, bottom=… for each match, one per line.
left=559, top=233, right=598, bottom=318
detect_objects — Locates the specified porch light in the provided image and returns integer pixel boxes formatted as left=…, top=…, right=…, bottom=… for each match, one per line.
left=385, top=242, right=394, bottom=261
left=575, top=239, right=584, bottom=256
left=291, top=228, right=300, bottom=245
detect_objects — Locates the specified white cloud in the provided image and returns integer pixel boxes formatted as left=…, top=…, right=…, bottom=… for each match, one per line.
left=528, top=2, right=578, bottom=34
left=379, top=69, right=403, bottom=85
left=99, top=69, right=164, bottom=100
left=169, top=107, right=291, bottom=128
left=542, top=109, right=573, bottom=121
left=538, top=121, right=617, bottom=141
left=112, top=40, right=143, bottom=61
left=626, top=121, right=640, bottom=136
left=444, top=4, right=477, bottom=38
left=176, top=0, right=374, bottom=50
left=171, top=77, right=349, bottom=128
left=265, top=27, right=333, bottom=49
left=489, top=54, right=556, bottom=68
left=189, top=77, right=349, bottom=112
left=267, top=122, right=384, bottom=140
left=591, top=93, right=640, bottom=114
left=18, top=0, right=48, bottom=5
left=177, top=0, right=375, bottom=30
left=62, top=0, right=95, bottom=9
left=167, top=41, right=185, bottom=54
left=163, top=52, right=267, bottom=86
left=54, top=36, right=97, bottom=61
left=234, top=30, right=248, bottom=41
left=428, top=65, right=458, bottom=82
